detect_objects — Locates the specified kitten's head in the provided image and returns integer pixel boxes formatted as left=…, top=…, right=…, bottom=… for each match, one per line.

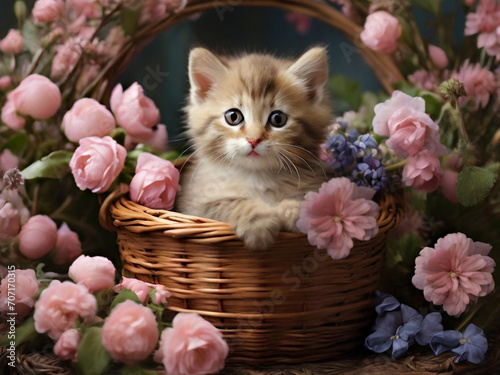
left=185, top=47, right=332, bottom=171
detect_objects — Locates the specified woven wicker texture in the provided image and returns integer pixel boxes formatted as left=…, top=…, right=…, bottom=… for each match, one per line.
left=102, top=190, right=403, bottom=365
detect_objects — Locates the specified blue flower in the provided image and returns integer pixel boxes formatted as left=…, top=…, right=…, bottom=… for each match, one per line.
left=415, top=312, right=443, bottom=346
left=352, top=155, right=389, bottom=191
left=365, top=304, right=423, bottom=358
left=325, top=133, right=357, bottom=171
left=430, top=324, right=488, bottom=364
left=373, top=290, right=400, bottom=315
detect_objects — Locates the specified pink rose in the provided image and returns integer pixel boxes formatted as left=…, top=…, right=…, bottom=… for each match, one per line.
left=0, top=29, right=23, bottom=54
left=129, top=153, right=180, bottom=210
left=402, top=150, right=443, bottom=192
left=102, top=300, right=159, bottom=364
left=1, top=99, right=26, bottom=130
left=296, top=177, right=379, bottom=260
left=52, top=223, right=82, bottom=265
left=360, top=11, right=401, bottom=54
left=9, top=74, right=62, bottom=120
left=0, top=149, right=18, bottom=172
left=428, top=45, right=448, bottom=69
left=32, top=0, right=64, bottom=24
left=62, top=98, right=116, bottom=142
left=70, top=136, right=126, bottom=193
left=54, top=328, right=81, bottom=362
left=0, top=200, right=21, bottom=240
left=385, top=107, right=448, bottom=157
left=373, top=90, right=426, bottom=137
left=0, top=75, right=12, bottom=90
left=67, top=0, right=101, bottom=19
left=110, top=83, right=160, bottom=140
left=34, top=280, right=97, bottom=339
left=125, top=124, right=169, bottom=152
left=114, top=277, right=171, bottom=304
left=50, top=39, right=82, bottom=79
left=412, top=233, right=495, bottom=316
left=18, top=215, right=58, bottom=259
left=0, top=269, right=40, bottom=319
left=69, top=255, right=116, bottom=292
left=441, top=170, right=459, bottom=203
left=154, top=313, right=229, bottom=375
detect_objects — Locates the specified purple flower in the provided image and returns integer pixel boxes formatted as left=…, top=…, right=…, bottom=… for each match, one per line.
left=415, top=312, right=443, bottom=346
left=352, top=155, right=389, bottom=191
left=365, top=304, right=423, bottom=358
left=430, top=324, right=488, bottom=364
left=373, top=291, right=400, bottom=315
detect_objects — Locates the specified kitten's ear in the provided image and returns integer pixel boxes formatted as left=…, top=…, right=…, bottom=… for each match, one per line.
left=287, top=47, right=329, bottom=103
left=188, top=48, right=227, bottom=105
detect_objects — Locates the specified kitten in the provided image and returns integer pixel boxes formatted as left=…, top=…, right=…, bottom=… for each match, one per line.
left=176, top=47, right=334, bottom=250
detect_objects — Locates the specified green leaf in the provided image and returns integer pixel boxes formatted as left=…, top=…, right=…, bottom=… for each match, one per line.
left=110, top=288, right=141, bottom=311
left=3, top=132, right=30, bottom=155
left=21, top=150, right=73, bottom=180
left=21, top=19, right=40, bottom=54
left=76, top=327, right=111, bottom=375
left=412, top=0, right=442, bottom=14
left=457, top=164, right=500, bottom=206
left=0, top=316, right=38, bottom=346
left=420, top=91, right=443, bottom=119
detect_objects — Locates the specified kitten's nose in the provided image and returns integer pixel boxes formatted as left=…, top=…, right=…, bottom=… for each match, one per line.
left=246, top=138, right=262, bottom=149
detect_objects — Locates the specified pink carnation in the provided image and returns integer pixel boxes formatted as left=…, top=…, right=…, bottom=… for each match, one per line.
left=129, top=152, right=180, bottom=210
left=154, top=313, right=229, bottom=375
left=360, top=11, right=401, bottom=54
left=402, top=150, right=443, bottom=192
left=0, top=269, right=40, bottom=319
left=69, top=255, right=116, bottom=292
left=451, top=61, right=497, bottom=109
left=102, top=300, right=159, bottom=364
left=465, top=0, right=500, bottom=58
left=34, top=280, right=97, bottom=339
left=412, top=232, right=495, bottom=317
left=296, top=177, right=379, bottom=260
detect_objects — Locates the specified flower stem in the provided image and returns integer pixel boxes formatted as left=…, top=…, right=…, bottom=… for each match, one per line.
left=385, top=159, right=407, bottom=171
left=455, top=100, right=470, bottom=144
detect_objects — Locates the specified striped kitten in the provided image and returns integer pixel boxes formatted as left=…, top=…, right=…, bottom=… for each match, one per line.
left=177, top=47, right=334, bottom=250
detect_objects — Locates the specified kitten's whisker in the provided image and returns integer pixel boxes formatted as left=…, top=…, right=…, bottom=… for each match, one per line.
left=280, top=144, right=329, bottom=181
left=279, top=147, right=316, bottom=177
left=277, top=150, right=301, bottom=185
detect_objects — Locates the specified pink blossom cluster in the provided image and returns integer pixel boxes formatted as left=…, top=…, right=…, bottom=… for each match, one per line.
left=412, top=232, right=495, bottom=316
left=465, top=0, right=500, bottom=59
left=0, top=253, right=229, bottom=370
left=373, top=90, right=448, bottom=192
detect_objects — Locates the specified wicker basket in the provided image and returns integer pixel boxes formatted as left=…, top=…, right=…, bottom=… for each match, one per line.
left=99, top=0, right=406, bottom=366
left=100, top=186, right=403, bottom=365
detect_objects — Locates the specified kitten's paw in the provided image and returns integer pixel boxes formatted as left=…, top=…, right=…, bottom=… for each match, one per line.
left=236, top=216, right=281, bottom=251
left=277, top=199, right=301, bottom=232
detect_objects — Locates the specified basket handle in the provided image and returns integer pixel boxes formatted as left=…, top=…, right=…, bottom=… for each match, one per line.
left=98, top=183, right=130, bottom=232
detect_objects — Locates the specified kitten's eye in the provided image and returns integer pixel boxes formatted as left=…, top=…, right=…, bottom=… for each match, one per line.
left=224, top=109, right=244, bottom=126
left=268, top=110, right=288, bottom=128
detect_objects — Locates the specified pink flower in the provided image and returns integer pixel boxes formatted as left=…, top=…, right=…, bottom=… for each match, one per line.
left=62, top=98, right=116, bottom=142
left=126, top=123, right=168, bottom=152
left=54, top=328, right=81, bottom=362
left=1, top=99, right=26, bottom=130
left=451, top=61, right=496, bottom=109
left=18, top=215, right=58, bottom=259
left=408, top=70, right=439, bottom=92
left=0, top=149, right=18, bottom=172
left=412, top=233, right=495, bottom=317
left=402, top=150, right=443, bottom=193
left=69, top=255, right=116, bottom=292
left=110, top=83, right=160, bottom=140
left=441, top=170, right=459, bottom=203
left=0, top=75, right=12, bottom=90
left=373, top=90, right=426, bottom=137
left=52, top=223, right=82, bottom=265
left=114, top=277, right=151, bottom=303
left=129, top=152, right=180, bottom=210
left=154, top=313, right=229, bottom=375
left=385, top=107, right=447, bottom=157
left=0, top=200, right=21, bottom=240
left=285, top=12, right=311, bottom=35
left=34, top=280, right=97, bottom=339
left=152, top=284, right=170, bottom=304
left=0, top=29, right=23, bottom=54
left=296, top=177, right=379, bottom=259
left=102, top=300, right=159, bottom=364
left=360, top=11, right=401, bottom=54
left=465, top=0, right=500, bottom=57
left=51, top=39, right=82, bottom=79
left=0, top=269, right=40, bottom=319
left=67, top=0, right=101, bottom=19
left=9, top=74, right=62, bottom=120
left=70, top=136, right=126, bottom=193
left=428, top=45, right=448, bottom=69
left=32, top=0, right=64, bottom=24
